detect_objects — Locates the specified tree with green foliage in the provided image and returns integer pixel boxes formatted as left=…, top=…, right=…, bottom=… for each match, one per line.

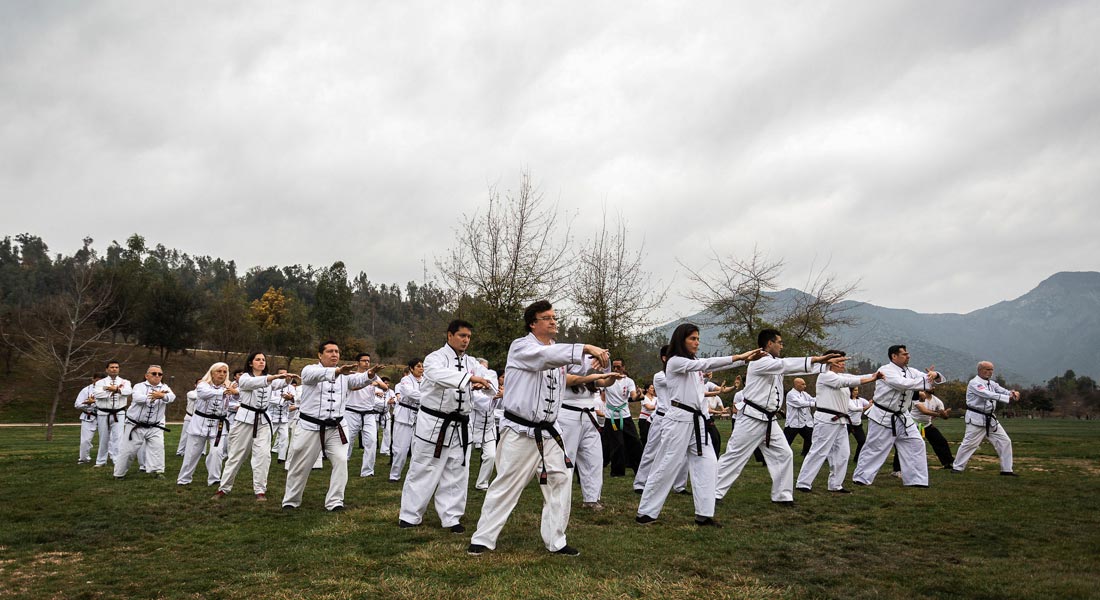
left=314, top=262, right=353, bottom=344
left=136, top=269, right=201, bottom=364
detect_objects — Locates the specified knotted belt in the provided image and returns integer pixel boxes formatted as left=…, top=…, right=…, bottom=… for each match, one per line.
left=968, top=406, right=999, bottom=435
left=194, top=409, right=230, bottom=446
left=743, top=399, right=780, bottom=447
left=561, top=403, right=602, bottom=432
left=815, top=406, right=852, bottom=425
left=419, top=405, right=470, bottom=465
left=298, top=413, right=347, bottom=459
left=125, top=416, right=170, bottom=440
left=671, top=401, right=707, bottom=456
left=605, top=405, right=628, bottom=431
left=98, top=406, right=125, bottom=424
left=346, top=406, right=383, bottom=448
left=873, top=402, right=907, bottom=436
left=504, top=410, right=573, bottom=484
left=237, top=403, right=273, bottom=439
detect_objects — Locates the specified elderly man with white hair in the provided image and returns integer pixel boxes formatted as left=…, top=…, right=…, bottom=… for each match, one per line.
left=950, top=361, right=1019, bottom=476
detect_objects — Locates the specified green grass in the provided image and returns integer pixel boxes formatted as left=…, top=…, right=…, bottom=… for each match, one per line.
left=1, top=419, right=1098, bottom=599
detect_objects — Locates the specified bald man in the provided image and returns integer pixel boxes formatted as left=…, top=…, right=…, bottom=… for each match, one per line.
left=783, top=378, right=815, bottom=457
left=951, top=361, right=1019, bottom=476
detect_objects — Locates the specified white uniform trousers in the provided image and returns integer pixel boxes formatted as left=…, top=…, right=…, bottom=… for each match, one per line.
left=271, top=422, right=290, bottom=462
left=399, top=437, right=469, bottom=527
left=470, top=428, right=572, bottom=552
left=281, top=422, right=349, bottom=510
left=219, top=420, right=273, bottom=495
left=952, top=423, right=1013, bottom=472
left=795, top=421, right=851, bottom=491
left=78, top=419, right=98, bottom=462
left=633, top=414, right=665, bottom=491
left=177, top=433, right=226, bottom=485
left=345, top=412, right=380, bottom=477
left=559, top=415, right=603, bottom=503
left=715, top=417, right=795, bottom=502
left=852, top=420, right=929, bottom=486
left=637, top=418, right=718, bottom=519
left=380, top=414, right=393, bottom=455
left=473, top=438, right=497, bottom=490
left=95, top=412, right=125, bottom=465
left=389, top=422, right=415, bottom=481
left=114, top=424, right=165, bottom=476
left=175, top=415, right=192, bottom=456
left=283, top=423, right=324, bottom=470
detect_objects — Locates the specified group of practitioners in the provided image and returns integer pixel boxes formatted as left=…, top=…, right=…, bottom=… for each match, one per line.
left=74, top=299, right=1021, bottom=557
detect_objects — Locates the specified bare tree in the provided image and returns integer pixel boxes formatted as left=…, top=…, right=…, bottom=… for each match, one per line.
left=2, top=263, right=120, bottom=440
left=680, top=246, right=856, bottom=354
left=437, top=170, right=574, bottom=364
left=569, top=209, right=667, bottom=354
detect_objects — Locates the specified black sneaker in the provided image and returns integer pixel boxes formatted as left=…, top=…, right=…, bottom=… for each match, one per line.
left=635, top=514, right=657, bottom=525
left=906, top=484, right=929, bottom=488
left=1000, top=471, right=1019, bottom=477
left=467, top=544, right=488, bottom=556
left=772, top=500, right=795, bottom=506
left=398, top=519, right=419, bottom=529
left=674, top=489, right=690, bottom=495
left=831, top=488, right=852, bottom=494
left=947, top=469, right=962, bottom=474
left=449, top=524, right=465, bottom=534
left=795, top=487, right=812, bottom=493
left=552, top=545, right=580, bottom=556
left=853, top=480, right=870, bottom=486
left=694, top=516, right=721, bottom=528
left=633, top=488, right=643, bottom=495
left=281, top=505, right=297, bottom=511
left=328, top=505, right=345, bottom=512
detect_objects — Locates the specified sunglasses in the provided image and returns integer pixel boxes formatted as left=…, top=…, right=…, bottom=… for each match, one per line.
left=149, top=372, right=164, bottom=376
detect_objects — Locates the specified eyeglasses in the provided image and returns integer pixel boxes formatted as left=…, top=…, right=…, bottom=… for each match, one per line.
left=536, top=315, right=558, bottom=322
left=149, top=372, right=163, bottom=376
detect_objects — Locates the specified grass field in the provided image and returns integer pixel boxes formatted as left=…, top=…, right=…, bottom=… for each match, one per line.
left=1, top=419, right=1098, bottom=599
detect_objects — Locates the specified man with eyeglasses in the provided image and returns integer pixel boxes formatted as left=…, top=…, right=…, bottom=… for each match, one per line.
left=468, top=300, right=609, bottom=557
left=114, top=366, right=176, bottom=479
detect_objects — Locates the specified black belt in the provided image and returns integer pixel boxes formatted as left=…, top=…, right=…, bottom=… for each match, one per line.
left=873, top=402, right=906, bottom=436
left=815, top=406, right=852, bottom=425
left=420, top=405, right=470, bottom=465
left=743, top=399, right=780, bottom=448
left=298, top=413, right=347, bottom=458
left=504, top=410, right=573, bottom=484
left=561, top=403, right=602, bottom=432
left=671, top=401, right=707, bottom=456
left=656, top=410, right=666, bottom=417
left=98, top=406, right=125, bottom=424
left=195, top=409, right=230, bottom=446
left=126, top=417, right=170, bottom=440
left=346, top=407, right=383, bottom=448
left=968, top=407, right=998, bottom=435
left=398, top=402, right=419, bottom=413
left=237, top=404, right=273, bottom=439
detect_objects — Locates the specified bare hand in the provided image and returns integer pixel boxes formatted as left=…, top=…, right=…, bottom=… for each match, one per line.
left=336, top=364, right=358, bottom=376
left=585, top=345, right=611, bottom=369
left=736, top=349, right=767, bottom=362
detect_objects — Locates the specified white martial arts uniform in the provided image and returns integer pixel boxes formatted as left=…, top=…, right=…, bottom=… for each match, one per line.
left=470, top=334, right=586, bottom=552
left=852, top=363, right=944, bottom=487
left=281, top=364, right=375, bottom=510
left=380, top=390, right=394, bottom=456
left=796, top=371, right=867, bottom=491
left=389, top=374, right=422, bottom=481
left=638, top=355, right=744, bottom=520
left=176, top=390, right=196, bottom=457
left=218, top=373, right=288, bottom=496
left=715, top=356, right=823, bottom=502
left=75, top=383, right=99, bottom=463
left=953, top=376, right=1015, bottom=473
left=345, top=376, right=386, bottom=477
left=559, top=358, right=605, bottom=504
left=114, top=380, right=175, bottom=476
left=177, top=381, right=231, bottom=486
left=400, top=344, right=495, bottom=528
left=470, top=368, right=499, bottom=490
left=270, top=386, right=295, bottom=463
left=94, top=376, right=132, bottom=466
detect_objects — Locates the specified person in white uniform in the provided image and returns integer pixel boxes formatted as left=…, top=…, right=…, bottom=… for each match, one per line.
left=214, top=352, right=297, bottom=501
left=848, top=387, right=872, bottom=462
left=114, top=365, right=176, bottom=478
left=560, top=355, right=623, bottom=510
left=633, top=346, right=669, bottom=494
left=281, top=340, right=377, bottom=511
left=852, top=345, right=944, bottom=488
left=783, top=378, right=815, bottom=457
left=714, top=329, right=840, bottom=505
left=636, top=323, right=763, bottom=526
left=470, top=359, right=500, bottom=491
left=467, top=300, right=609, bottom=557
left=75, top=374, right=100, bottom=464
left=795, top=352, right=882, bottom=493
left=389, top=360, right=424, bottom=482
left=93, top=360, right=132, bottom=467
left=602, top=359, right=641, bottom=477
left=270, top=369, right=296, bottom=464
left=399, top=320, right=497, bottom=532
left=177, top=362, right=235, bottom=486
left=176, top=379, right=200, bottom=457
left=951, top=361, right=1020, bottom=476
left=344, top=353, right=387, bottom=478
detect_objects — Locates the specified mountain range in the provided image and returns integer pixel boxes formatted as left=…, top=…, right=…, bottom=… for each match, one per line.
left=660, top=271, right=1100, bottom=386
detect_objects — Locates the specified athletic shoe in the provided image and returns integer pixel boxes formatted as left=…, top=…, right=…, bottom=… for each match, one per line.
left=772, top=500, right=795, bottom=506
left=582, top=501, right=604, bottom=511
left=552, top=545, right=580, bottom=556
left=449, top=524, right=466, bottom=534
left=255, top=493, right=267, bottom=502
left=211, top=491, right=226, bottom=500
left=635, top=515, right=657, bottom=525
left=694, top=517, right=721, bottom=528
left=831, top=488, right=852, bottom=494
left=890, top=471, right=902, bottom=478
left=399, top=519, right=420, bottom=529
left=467, top=544, right=488, bottom=556
left=795, top=487, right=812, bottom=493
left=1000, top=471, right=1019, bottom=477
left=328, top=505, right=345, bottom=512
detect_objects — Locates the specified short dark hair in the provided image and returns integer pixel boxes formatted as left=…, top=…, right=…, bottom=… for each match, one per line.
left=448, top=319, right=474, bottom=334
left=666, top=323, right=700, bottom=370
left=407, top=358, right=423, bottom=370
left=244, top=351, right=270, bottom=376
left=355, top=353, right=371, bottom=362
left=381, top=376, right=391, bottom=383
left=659, top=344, right=670, bottom=360
left=757, top=329, right=781, bottom=349
left=318, top=340, right=339, bottom=354
left=105, top=359, right=120, bottom=368
left=824, top=349, right=846, bottom=357
left=888, top=345, right=907, bottom=360
left=231, top=369, right=244, bottom=378
left=524, top=300, right=553, bottom=332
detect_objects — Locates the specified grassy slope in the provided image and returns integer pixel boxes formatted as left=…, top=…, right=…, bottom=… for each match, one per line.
left=1, top=419, right=1098, bottom=599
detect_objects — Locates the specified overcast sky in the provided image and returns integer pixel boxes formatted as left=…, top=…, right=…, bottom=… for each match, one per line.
left=2, top=1, right=1098, bottom=323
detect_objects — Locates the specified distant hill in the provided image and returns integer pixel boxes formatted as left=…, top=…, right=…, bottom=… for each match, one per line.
left=657, top=271, right=1100, bottom=385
